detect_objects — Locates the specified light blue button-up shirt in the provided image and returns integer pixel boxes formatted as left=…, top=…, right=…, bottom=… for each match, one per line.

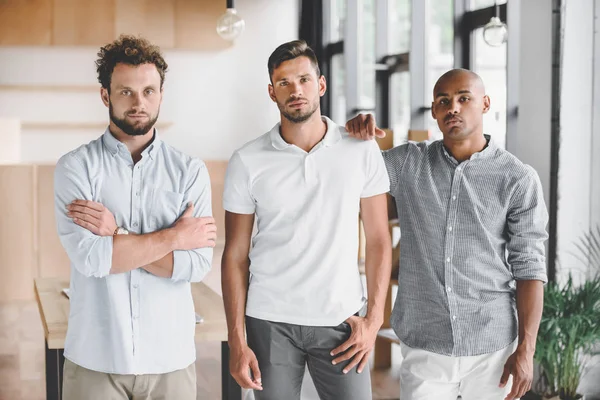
left=54, top=129, right=213, bottom=374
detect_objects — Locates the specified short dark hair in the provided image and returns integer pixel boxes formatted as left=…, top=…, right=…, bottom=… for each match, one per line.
left=96, top=35, right=168, bottom=93
left=267, top=40, right=321, bottom=82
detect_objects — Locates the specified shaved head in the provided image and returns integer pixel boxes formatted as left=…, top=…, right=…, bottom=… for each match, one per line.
left=430, top=68, right=490, bottom=141
left=433, top=69, right=486, bottom=99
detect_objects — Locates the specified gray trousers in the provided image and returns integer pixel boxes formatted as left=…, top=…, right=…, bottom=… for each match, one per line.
left=246, top=316, right=372, bottom=400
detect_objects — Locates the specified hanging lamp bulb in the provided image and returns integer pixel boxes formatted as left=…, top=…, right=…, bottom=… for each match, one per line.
left=216, top=0, right=245, bottom=41
left=483, top=2, right=507, bottom=47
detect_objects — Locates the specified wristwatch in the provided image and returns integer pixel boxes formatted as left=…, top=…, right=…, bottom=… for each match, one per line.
left=114, top=227, right=129, bottom=235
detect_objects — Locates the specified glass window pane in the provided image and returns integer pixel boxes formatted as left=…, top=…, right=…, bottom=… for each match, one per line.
left=469, top=0, right=506, bottom=10
left=427, top=0, right=455, bottom=140
left=391, top=72, right=410, bottom=145
left=329, top=0, right=347, bottom=43
left=390, top=0, right=411, bottom=54
left=472, top=26, right=507, bottom=148
left=361, top=0, right=376, bottom=110
left=331, top=53, right=347, bottom=124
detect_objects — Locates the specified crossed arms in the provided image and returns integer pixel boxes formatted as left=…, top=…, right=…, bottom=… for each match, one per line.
left=54, top=155, right=216, bottom=282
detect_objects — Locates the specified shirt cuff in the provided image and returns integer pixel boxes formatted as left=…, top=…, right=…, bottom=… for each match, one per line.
left=513, top=264, right=548, bottom=284
left=171, top=250, right=192, bottom=282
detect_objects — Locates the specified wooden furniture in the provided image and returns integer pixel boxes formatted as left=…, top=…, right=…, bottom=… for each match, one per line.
left=408, top=129, right=431, bottom=142
left=34, top=277, right=241, bottom=400
left=0, top=119, right=21, bottom=163
left=0, top=166, right=37, bottom=302
left=0, top=0, right=231, bottom=50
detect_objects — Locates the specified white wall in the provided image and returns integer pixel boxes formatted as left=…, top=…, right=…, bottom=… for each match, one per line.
left=592, top=0, right=600, bottom=245
left=514, top=0, right=600, bottom=281
left=513, top=0, right=552, bottom=208
left=557, top=0, right=596, bottom=279
left=0, top=0, right=299, bottom=163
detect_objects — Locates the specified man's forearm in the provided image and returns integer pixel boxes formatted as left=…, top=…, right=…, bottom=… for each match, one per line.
left=142, top=253, right=175, bottom=278
left=111, top=229, right=178, bottom=274
left=516, top=279, right=544, bottom=353
left=221, top=250, right=251, bottom=347
left=112, top=231, right=175, bottom=277
left=365, top=240, right=392, bottom=323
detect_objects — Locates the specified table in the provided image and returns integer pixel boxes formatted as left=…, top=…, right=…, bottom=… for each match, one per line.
left=34, top=278, right=241, bottom=400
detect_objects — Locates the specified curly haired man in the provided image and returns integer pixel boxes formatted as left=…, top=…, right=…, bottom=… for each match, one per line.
left=55, top=35, right=216, bottom=400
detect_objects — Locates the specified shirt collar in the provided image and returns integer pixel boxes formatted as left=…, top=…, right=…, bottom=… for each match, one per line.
left=102, top=128, right=162, bottom=160
left=441, top=134, right=496, bottom=165
left=269, top=116, right=342, bottom=151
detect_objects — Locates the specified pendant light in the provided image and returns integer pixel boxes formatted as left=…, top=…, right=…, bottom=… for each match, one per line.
left=483, top=1, right=508, bottom=47
left=216, top=0, right=245, bottom=41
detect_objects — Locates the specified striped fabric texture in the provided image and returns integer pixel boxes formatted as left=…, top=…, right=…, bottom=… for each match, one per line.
left=383, top=136, right=548, bottom=356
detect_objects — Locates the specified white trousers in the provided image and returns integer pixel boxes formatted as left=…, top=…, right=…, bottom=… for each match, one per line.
left=399, top=340, right=518, bottom=400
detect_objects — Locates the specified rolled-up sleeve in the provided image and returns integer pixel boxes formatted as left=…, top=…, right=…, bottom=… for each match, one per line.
left=171, top=159, right=213, bottom=283
left=506, top=166, right=549, bottom=283
left=54, top=154, right=113, bottom=278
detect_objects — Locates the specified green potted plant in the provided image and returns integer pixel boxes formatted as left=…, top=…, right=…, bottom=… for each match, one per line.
left=533, top=227, right=600, bottom=400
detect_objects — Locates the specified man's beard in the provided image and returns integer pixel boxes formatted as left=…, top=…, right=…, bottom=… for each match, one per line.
left=109, top=102, right=159, bottom=136
left=278, top=98, right=319, bottom=124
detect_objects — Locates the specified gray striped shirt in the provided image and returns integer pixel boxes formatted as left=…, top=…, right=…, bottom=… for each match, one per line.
left=383, top=136, right=548, bottom=357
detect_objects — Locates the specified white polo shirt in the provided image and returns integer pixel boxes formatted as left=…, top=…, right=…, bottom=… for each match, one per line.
left=223, top=117, right=389, bottom=326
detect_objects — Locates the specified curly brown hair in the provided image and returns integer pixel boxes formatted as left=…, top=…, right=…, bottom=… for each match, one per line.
left=96, top=35, right=168, bottom=93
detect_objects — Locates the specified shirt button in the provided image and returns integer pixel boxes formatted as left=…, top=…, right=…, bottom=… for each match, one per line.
left=133, top=315, right=138, bottom=320
left=452, top=195, right=456, bottom=200
left=447, top=287, right=452, bottom=292
left=446, top=257, right=451, bottom=263
left=456, top=167, right=461, bottom=171
left=452, top=315, right=457, bottom=320
left=133, top=222, right=138, bottom=227
left=135, top=192, right=140, bottom=196
left=448, top=226, right=453, bottom=231
left=133, top=284, right=139, bottom=289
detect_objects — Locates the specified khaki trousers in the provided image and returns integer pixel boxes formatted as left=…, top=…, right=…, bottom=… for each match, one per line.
left=62, top=358, right=196, bottom=400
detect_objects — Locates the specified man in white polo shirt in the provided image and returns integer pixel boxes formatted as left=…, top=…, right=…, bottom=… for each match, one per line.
left=221, top=40, right=392, bottom=400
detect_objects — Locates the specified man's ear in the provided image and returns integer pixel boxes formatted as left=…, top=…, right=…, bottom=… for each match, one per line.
left=268, top=83, right=277, bottom=103
left=319, top=75, right=327, bottom=97
left=482, top=95, right=491, bottom=114
left=431, top=102, right=436, bottom=120
left=101, top=87, right=110, bottom=108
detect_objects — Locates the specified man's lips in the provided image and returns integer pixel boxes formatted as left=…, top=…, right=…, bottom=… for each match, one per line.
left=445, top=117, right=462, bottom=125
left=288, top=101, right=307, bottom=108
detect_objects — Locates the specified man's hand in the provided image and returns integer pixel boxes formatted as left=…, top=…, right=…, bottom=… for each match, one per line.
left=67, top=200, right=117, bottom=236
left=500, top=346, right=534, bottom=400
left=330, top=315, right=381, bottom=374
left=229, top=343, right=263, bottom=391
left=172, top=203, right=217, bottom=250
left=345, top=113, right=387, bottom=141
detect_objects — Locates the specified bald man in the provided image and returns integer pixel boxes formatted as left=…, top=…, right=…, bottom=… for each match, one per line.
left=346, top=69, right=548, bottom=400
